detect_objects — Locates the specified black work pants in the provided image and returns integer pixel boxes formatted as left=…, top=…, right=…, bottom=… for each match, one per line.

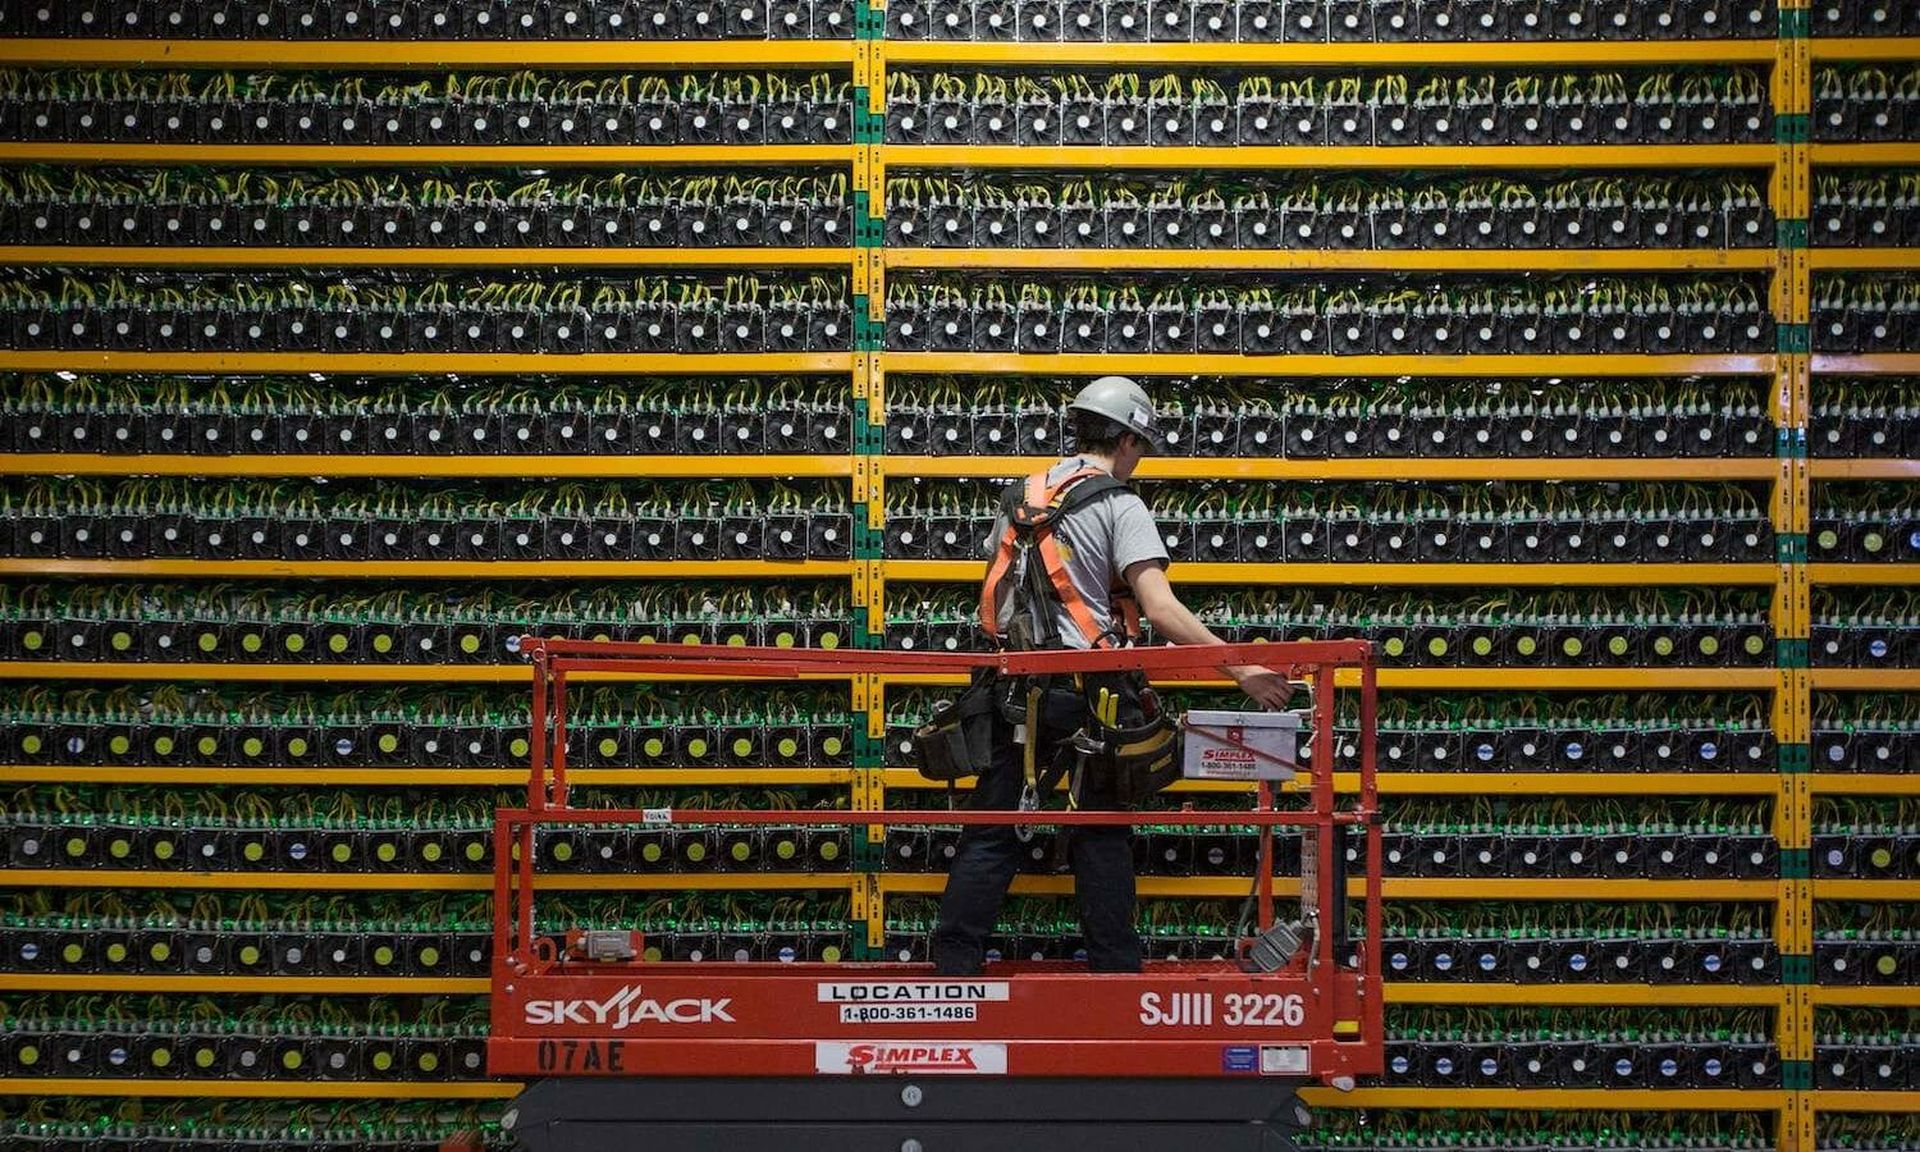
left=930, top=685, right=1141, bottom=975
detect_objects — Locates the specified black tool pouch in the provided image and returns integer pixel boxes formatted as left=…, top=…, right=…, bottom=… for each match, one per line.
left=1079, top=671, right=1181, bottom=807
left=910, top=669, right=998, bottom=781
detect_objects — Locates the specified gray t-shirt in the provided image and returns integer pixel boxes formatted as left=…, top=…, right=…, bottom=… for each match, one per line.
left=985, top=457, right=1170, bottom=649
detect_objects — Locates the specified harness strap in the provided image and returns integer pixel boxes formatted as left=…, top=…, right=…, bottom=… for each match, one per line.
left=977, top=519, right=1020, bottom=638
left=979, top=464, right=1137, bottom=650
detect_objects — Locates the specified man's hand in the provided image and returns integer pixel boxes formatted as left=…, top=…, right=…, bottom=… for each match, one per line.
left=1232, top=667, right=1295, bottom=711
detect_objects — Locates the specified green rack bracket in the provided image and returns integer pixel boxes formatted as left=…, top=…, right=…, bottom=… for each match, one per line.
left=854, top=518, right=885, bottom=561
left=1777, top=532, right=1809, bottom=563
left=854, top=97, right=885, bottom=145
left=855, top=0, right=885, bottom=39
left=1774, top=113, right=1811, bottom=144
left=1781, top=953, right=1813, bottom=985
left=852, top=826, right=884, bottom=871
left=854, top=191, right=885, bottom=248
left=1778, top=6, right=1810, bottom=38
left=1777, top=638, right=1811, bottom=669
left=1777, top=218, right=1809, bottom=250
left=853, top=730, right=888, bottom=770
left=853, top=397, right=886, bottom=455
left=854, top=308, right=884, bottom=352
left=1782, top=1060, right=1814, bottom=1092
left=1779, top=742, right=1812, bottom=774
left=1776, top=427, right=1809, bottom=458
left=1781, top=846, right=1812, bottom=879
left=1776, top=322, right=1811, bottom=354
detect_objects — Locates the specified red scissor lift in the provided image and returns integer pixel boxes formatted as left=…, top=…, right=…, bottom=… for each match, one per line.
left=489, top=639, right=1383, bottom=1152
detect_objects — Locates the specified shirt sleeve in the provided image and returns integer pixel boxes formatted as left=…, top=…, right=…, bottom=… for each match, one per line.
left=1106, top=493, right=1171, bottom=581
left=981, top=511, right=1009, bottom=559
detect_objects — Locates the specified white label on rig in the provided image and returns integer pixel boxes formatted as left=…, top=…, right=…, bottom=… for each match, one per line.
left=641, top=807, right=673, bottom=825
left=818, top=982, right=1009, bottom=1003
left=818, top=1041, right=1007, bottom=1075
left=1260, top=1046, right=1310, bottom=1075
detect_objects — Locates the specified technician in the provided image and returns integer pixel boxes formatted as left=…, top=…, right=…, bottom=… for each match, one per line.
left=929, top=376, right=1293, bottom=976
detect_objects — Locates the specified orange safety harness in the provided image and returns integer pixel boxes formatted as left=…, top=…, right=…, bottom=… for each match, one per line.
left=979, top=464, right=1143, bottom=652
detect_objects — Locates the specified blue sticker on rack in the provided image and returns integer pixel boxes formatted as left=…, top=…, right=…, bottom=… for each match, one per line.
left=1223, top=1046, right=1258, bottom=1073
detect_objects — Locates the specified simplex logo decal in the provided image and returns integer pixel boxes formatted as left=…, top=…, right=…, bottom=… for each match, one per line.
left=816, top=1042, right=1008, bottom=1075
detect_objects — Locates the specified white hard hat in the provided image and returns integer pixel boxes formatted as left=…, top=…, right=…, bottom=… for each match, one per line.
left=1067, top=375, right=1162, bottom=449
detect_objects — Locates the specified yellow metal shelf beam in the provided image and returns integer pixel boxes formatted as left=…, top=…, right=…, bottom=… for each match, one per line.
left=1810, top=671, right=1920, bottom=691
left=1813, top=880, right=1920, bottom=900
left=1809, top=38, right=1920, bottom=62
left=1809, top=460, right=1920, bottom=480
left=1809, top=987, right=1920, bottom=1008
left=1809, top=564, right=1920, bottom=586
left=0, top=39, right=856, bottom=67
left=1, top=870, right=856, bottom=892
left=1810, top=775, right=1920, bottom=796
left=0, top=143, right=849, bottom=167
left=0, top=351, right=850, bottom=374
left=889, top=247, right=1773, bottom=272
left=884, top=144, right=1778, bottom=170
left=0, top=766, right=854, bottom=788
left=882, top=769, right=1783, bottom=796
left=889, top=560, right=1777, bottom=586
left=0, top=245, right=851, bottom=268
left=0, top=559, right=850, bottom=579
left=0, top=663, right=850, bottom=684
left=1301, top=1087, right=1784, bottom=1110
left=891, top=456, right=1782, bottom=481
left=1807, top=248, right=1920, bottom=271
left=882, top=668, right=1780, bottom=691
left=887, top=40, right=1775, bottom=66
left=1810, top=1091, right=1920, bottom=1113
left=0, top=453, right=853, bottom=479
left=0, top=974, right=486, bottom=995
left=0, top=1078, right=514, bottom=1100
left=1385, top=983, right=1781, bottom=1006
left=878, top=874, right=1778, bottom=901
left=1812, top=354, right=1920, bottom=375
left=882, top=352, right=1775, bottom=376
left=1809, top=144, right=1920, bottom=167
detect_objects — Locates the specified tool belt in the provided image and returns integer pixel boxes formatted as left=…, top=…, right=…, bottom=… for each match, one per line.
left=907, top=668, right=999, bottom=782
left=1075, top=670, right=1182, bottom=809
left=908, top=667, right=1180, bottom=809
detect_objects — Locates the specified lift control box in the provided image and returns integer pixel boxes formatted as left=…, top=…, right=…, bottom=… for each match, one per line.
left=1182, top=709, right=1303, bottom=782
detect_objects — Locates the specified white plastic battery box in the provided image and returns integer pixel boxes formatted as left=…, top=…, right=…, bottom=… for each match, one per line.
left=1180, top=709, right=1303, bottom=782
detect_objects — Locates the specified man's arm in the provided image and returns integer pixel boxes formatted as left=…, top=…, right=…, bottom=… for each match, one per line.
left=1124, top=561, right=1294, bottom=710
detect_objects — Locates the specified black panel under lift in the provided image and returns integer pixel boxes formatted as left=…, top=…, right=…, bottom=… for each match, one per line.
left=504, top=1076, right=1312, bottom=1151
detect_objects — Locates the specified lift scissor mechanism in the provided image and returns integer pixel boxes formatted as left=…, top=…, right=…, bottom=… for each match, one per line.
left=489, top=638, right=1383, bottom=1151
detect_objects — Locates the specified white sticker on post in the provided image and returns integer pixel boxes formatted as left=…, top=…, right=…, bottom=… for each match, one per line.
left=641, top=807, right=673, bottom=825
